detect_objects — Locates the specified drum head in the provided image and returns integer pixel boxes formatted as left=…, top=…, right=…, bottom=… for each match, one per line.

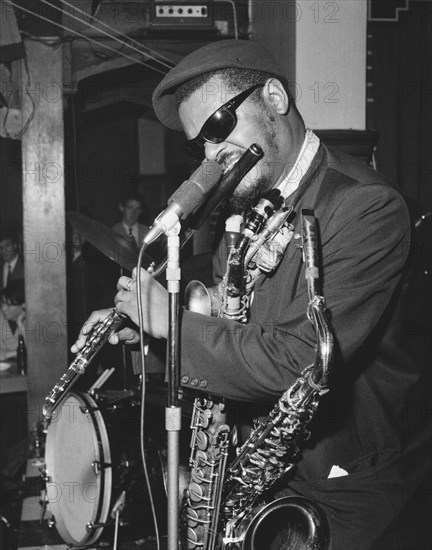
left=45, top=392, right=112, bottom=545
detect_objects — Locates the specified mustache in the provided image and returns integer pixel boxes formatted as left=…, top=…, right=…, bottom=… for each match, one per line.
left=217, top=150, right=243, bottom=171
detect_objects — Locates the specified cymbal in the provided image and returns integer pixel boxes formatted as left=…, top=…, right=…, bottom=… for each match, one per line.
left=67, top=211, right=152, bottom=272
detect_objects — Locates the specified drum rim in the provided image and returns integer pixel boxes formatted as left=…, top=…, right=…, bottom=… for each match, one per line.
left=45, top=391, right=113, bottom=545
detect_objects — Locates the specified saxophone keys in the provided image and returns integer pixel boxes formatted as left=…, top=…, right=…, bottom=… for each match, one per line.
left=249, top=454, right=267, bottom=469
left=196, top=431, right=209, bottom=451
left=274, top=448, right=287, bottom=458
left=191, top=467, right=207, bottom=484
left=198, top=410, right=211, bottom=429
left=268, top=456, right=282, bottom=466
left=186, top=524, right=206, bottom=548
left=185, top=507, right=200, bottom=527
left=188, top=481, right=210, bottom=502
left=196, top=449, right=211, bottom=466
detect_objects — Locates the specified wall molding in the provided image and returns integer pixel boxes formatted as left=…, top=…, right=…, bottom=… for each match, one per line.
left=368, top=0, right=410, bottom=22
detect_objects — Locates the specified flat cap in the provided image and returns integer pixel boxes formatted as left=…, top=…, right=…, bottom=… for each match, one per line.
left=152, top=39, right=284, bottom=131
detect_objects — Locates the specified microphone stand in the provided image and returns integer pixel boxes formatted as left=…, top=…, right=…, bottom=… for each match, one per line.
left=165, top=221, right=182, bottom=550
left=137, top=149, right=261, bottom=549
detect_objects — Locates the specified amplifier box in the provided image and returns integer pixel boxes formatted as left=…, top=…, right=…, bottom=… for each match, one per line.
left=150, top=1, right=214, bottom=29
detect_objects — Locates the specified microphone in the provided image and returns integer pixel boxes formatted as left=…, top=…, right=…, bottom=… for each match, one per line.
left=143, top=161, right=222, bottom=245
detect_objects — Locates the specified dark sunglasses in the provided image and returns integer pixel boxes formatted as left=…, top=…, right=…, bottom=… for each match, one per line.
left=184, top=83, right=264, bottom=161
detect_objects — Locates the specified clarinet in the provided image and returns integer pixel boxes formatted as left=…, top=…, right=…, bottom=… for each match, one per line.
left=42, top=309, right=125, bottom=418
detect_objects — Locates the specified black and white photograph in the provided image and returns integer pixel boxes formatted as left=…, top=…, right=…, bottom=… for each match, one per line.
left=0, top=1, right=431, bottom=549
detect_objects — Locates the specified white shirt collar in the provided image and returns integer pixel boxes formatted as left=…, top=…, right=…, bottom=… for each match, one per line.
left=122, top=222, right=138, bottom=243
left=122, top=221, right=137, bottom=232
left=7, top=255, right=19, bottom=271
left=276, top=129, right=320, bottom=200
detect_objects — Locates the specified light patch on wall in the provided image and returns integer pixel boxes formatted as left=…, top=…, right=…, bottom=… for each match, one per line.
left=138, top=118, right=165, bottom=175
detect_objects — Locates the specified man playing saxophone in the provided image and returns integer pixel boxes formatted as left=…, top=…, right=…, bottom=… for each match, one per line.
left=72, top=40, right=430, bottom=550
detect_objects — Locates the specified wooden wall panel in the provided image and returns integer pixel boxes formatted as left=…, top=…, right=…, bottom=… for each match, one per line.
left=21, top=40, right=67, bottom=431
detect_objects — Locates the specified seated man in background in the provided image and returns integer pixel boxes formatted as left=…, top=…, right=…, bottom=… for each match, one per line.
left=0, top=225, right=24, bottom=292
left=111, top=190, right=149, bottom=250
left=0, top=279, right=25, bottom=362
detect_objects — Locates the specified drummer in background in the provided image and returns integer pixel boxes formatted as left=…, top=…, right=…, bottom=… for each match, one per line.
left=111, top=191, right=149, bottom=250
left=0, top=279, right=25, bottom=362
left=111, top=190, right=166, bottom=262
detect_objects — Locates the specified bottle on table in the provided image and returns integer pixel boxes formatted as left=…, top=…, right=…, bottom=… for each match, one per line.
left=17, top=334, right=27, bottom=376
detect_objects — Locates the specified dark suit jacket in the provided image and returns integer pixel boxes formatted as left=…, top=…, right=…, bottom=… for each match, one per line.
left=111, top=222, right=149, bottom=247
left=1, top=255, right=24, bottom=291
left=178, top=145, right=430, bottom=549
left=111, top=221, right=166, bottom=266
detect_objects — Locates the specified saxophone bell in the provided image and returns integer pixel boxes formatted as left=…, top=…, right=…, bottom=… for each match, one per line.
left=184, top=281, right=223, bottom=317
left=222, top=496, right=330, bottom=550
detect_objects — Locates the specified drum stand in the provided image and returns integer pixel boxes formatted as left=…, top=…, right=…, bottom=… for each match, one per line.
left=111, top=490, right=126, bottom=550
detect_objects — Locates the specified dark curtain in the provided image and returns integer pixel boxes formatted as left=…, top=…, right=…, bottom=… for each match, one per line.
left=367, top=1, right=432, bottom=211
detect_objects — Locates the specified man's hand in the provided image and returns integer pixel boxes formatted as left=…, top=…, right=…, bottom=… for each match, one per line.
left=70, top=267, right=168, bottom=355
left=71, top=308, right=140, bottom=354
left=115, top=267, right=168, bottom=340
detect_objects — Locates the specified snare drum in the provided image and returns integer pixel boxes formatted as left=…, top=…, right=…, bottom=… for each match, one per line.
left=44, top=391, right=166, bottom=546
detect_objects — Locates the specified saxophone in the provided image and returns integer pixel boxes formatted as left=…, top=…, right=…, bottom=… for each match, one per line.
left=183, top=209, right=334, bottom=550
left=182, top=190, right=287, bottom=550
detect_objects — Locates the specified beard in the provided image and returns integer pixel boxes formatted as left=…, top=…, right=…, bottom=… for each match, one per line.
left=228, top=113, right=280, bottom=215
left=229, top=175, right=271, bottom=214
